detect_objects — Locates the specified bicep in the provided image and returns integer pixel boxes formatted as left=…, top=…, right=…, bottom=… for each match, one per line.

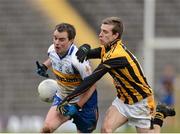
left=43, top=58, right=52, bottom=68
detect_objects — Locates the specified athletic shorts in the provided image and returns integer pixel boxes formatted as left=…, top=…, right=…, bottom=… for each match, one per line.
left=112, top=96, right=155, bottom=128
left=52, top=95, right=98, bottom=133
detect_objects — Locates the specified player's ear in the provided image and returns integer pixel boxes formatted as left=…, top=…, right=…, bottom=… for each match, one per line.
left=113, top=32, right=119, bottom=40
left=69, top=38, right=74, bottom=44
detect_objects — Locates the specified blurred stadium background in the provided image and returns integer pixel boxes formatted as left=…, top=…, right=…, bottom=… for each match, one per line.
left=0, top=0, right=180, bottom=132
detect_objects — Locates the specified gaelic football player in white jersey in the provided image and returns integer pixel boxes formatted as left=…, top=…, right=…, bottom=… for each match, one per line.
left=36, top=23, right=98, bottom=133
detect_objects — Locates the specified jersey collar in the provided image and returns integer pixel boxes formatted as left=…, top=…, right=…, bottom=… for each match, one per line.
left=105, top=39, right=122, bottom=52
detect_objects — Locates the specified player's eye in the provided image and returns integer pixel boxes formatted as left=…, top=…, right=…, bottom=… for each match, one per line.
left=53, top=36, right=58, bottom=40
left=59, top=38, right=66, bottom=42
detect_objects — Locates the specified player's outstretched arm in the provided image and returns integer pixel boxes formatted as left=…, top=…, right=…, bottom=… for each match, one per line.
left=36, top=58, right=52, bottom=78
left=57, top=63, right=109, bottom=112
left=76, top=44, right=101, bottom=63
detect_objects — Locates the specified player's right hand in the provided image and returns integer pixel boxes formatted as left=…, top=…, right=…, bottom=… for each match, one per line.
left=36, top=61, right=49, bottom=78
left=76, top=44, right=91, bottom=63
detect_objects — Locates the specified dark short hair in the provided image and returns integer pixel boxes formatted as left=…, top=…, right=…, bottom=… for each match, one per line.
left=102, top=17, right=124, bottom=39
left=55, top=23, right=76, bottom=40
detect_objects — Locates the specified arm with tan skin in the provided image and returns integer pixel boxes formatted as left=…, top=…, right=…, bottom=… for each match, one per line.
left=58, top=62, right=109, bottom=116
left=59, top=54, right=98, bottom=116
left=76, top=84, right=96, bottom=108
left=60, top=84, right=97, bottom=116
left=43, top=58, right=52, bottom=68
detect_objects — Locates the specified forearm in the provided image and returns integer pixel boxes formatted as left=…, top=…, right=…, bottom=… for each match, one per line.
left=64, top=63, right=108, bottom=102
left=43, top=58, right=52, bottom=68
left=77, top=84, right=96, bottom=107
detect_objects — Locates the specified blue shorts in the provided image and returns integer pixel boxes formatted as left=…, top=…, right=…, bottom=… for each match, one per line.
left=52, top=95, right=98, bottom=133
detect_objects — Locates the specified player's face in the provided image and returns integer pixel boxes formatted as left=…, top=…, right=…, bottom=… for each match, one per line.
left=53, top=30, right=73, bottom=55
left=99, top=24, right=118, bottom=47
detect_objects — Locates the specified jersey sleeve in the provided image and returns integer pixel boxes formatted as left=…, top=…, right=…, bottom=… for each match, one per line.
left=103, top=57, right=129, bottom=69
left=63, top=57, right=129, bottom=102
left=47, top=44, right=54, bottom=56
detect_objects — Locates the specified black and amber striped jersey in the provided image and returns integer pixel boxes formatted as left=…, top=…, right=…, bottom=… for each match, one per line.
left=63, top=40, right=153, bottom=104
left=100, top=40, right=153, bottom=104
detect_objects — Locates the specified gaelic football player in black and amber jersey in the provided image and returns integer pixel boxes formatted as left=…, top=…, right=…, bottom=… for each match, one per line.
left=58, top=17, right=175, bottom=133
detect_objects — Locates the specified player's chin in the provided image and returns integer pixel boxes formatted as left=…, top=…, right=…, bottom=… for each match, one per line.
left=55, top=48, right=60, bottom=53
left=99, top=39, right=105, bottom=45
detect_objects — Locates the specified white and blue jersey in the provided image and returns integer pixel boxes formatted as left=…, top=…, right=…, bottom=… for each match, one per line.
left=48, top=44, right=91, bottom=101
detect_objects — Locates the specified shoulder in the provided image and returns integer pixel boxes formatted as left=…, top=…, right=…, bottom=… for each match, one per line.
left=68, top=44, right=79, bottom=64
left=71, top=45, right=91, bottom=65
left=68, top=44, right=78, bottom=56
left=111, top=41, right=125, bottom=57
left=101, top=41, right=125, bottom=61
left=69, top=44, right=91, bottom=65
